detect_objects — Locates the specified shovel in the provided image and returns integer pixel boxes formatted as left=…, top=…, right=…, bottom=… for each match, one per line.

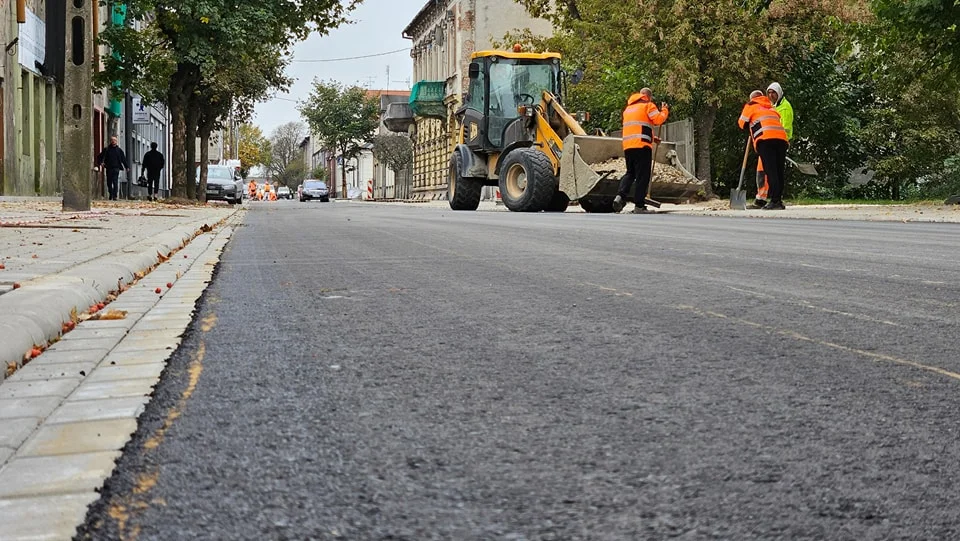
left=786, top=157, right=818, bottom=176
left=730, top=137, right=751, bottom=210
left=643, top=125, right=664, bottom=209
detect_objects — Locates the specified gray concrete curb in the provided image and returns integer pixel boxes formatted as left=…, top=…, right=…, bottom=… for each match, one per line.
left=0, top=210, right=236, bottom=379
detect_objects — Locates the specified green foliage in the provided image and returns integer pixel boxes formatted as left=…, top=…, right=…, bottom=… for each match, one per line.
left=372, top=135, right=413, bottom=174
left=97, top=0, right=361, bottom=197
left=239, top=124, right=272, bottom=176
left=299, top=82, right=380, bottom=192
left=309, top=166, right=329, bottom=181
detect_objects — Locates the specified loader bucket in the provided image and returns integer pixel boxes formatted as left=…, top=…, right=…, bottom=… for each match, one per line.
left=558, top=135, right=624, bottom=201
left=559, top=134, right=705, bottom=205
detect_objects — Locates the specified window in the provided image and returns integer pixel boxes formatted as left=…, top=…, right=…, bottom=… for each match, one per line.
left=465, top=69, right=485, bottom=112
left=486, top=60, right=556, bottom=146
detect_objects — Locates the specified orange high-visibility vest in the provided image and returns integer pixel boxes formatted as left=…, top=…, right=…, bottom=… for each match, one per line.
left=622, top=93, right=669, bottom=151
left=738, top=96, right=788, bottom=149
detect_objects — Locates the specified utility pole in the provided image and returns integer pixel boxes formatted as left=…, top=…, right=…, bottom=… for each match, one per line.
left=62, top=0, right=94, bottom=211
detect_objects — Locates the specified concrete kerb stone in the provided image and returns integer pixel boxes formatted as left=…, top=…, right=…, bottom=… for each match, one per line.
left=0, top=210, right=237, bottom=382
left=0, top=492, right=100, bottom=541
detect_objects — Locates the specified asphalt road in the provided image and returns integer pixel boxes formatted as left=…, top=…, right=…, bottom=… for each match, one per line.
left=78, top=201, right=960, bottom=540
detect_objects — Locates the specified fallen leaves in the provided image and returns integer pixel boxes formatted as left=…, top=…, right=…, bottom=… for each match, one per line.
left=31, top=254, right=38, bottom=259
left=157, top=251, right=170, bottom=263
left=155, top=287, right=162, bottom=294
left=94, top=309, right=128, bottom=321
left=12, top=282, right=21, bottom=289
left=0, top=263, right=5, bottom=270
left=5, top=362, right=16, bottom=377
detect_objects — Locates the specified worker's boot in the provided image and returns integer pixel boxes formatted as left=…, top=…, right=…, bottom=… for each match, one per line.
left=761, top=200, right=786, bottom=210
left=612, top=195, right=624, bottom=213
left=630, top=205, right=654, bottom=214
left=748, top=199, right=766, bottom=209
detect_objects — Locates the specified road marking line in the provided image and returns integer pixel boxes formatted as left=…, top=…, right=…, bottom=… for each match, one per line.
left=724, top=286, right=901, bottom=327
left=676, top=304, right=960, bottom=383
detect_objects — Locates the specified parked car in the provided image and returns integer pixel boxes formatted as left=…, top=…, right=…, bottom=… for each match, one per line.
left=300, top=180, right=330, bottom=202
left=199, top=165, right=244, bottom=204
left=277, top=186, right=293, bottom=200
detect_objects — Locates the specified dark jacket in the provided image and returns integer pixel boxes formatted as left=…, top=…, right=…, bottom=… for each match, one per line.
left=98, top=145, right=129, bottom=171
left=142, top=149, right=165, bottom=174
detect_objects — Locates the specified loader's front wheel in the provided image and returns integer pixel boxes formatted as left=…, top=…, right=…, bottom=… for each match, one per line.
left=498, top=149, right=557, bottom=212
left=578, top=196, right=617, bottom=213
left=448, top=153, right=482, bottom=211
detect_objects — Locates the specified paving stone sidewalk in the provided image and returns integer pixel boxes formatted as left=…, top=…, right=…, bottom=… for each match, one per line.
left=0, top=209, right=241, bottom=541
left=0, top=199, right=237, bottom=377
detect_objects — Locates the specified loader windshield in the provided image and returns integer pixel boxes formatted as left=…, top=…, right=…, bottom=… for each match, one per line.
left=487, top=59, right=557, bottom=147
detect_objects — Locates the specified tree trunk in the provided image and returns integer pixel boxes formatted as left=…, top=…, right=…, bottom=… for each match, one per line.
left=693, top=104, right=718, bottom=199
left=185, top=100, right=200, bottom=200
left=169, top=102, right=188, bottom=198
left=199, top=124, right=211, bottom=202
left=340, top=147, right=348, bottom=199
left=166, top=64, right=199, bottom=199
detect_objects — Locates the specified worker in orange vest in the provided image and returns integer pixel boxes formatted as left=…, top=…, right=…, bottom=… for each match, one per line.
left=614, top=88, right=669, bottom=214
left=739, top=90, right=789, bottom=210
left=247, top=180, right=257, bottom=200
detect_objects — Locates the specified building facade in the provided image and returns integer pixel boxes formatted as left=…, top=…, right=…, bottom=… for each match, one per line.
left=1, top=0, right=64, bottom=195
left=402, top=0, right=551, bottom=200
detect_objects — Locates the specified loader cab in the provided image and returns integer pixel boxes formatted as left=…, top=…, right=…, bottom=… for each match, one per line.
left=460, top=51, right=561, bottom=153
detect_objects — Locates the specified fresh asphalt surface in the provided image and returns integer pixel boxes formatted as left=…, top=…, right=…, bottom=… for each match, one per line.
left=78, top=201, right=960, bottom=540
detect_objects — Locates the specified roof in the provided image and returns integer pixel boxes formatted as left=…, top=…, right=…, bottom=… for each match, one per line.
left=471, top=50, right=562, bottom=61
left=365, top=89, right=411, bottom=98
left=402, top=0, right=442, bottom=39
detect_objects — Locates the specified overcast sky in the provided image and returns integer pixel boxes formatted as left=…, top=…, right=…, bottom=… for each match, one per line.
left=251, top=0, right=426, bottom=138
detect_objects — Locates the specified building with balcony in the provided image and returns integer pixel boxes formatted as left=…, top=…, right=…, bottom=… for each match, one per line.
left=401, top=0, right=551, bottom=200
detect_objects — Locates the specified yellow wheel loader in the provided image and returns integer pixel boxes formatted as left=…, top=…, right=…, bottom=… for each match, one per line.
left=449, top=49, right=702, bottom=212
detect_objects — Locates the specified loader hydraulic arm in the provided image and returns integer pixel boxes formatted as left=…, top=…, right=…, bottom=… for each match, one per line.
left=541, top=91, right=587, bottom=137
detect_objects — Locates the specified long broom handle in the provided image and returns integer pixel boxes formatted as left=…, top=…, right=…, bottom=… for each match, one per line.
left=736, top=137, right=751, bottom=191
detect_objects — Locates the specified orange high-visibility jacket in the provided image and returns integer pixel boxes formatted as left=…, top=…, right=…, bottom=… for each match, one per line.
left=738, top=96, right=788, bottom=149
left=622, top=94, right=669, bottom=151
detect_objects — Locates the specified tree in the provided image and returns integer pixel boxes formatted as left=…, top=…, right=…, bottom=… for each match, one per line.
left=97, top=0, right=361, bottom=198
left=239, top=124, right=272, bottom=177
left=514, top=0, right=862, bottom=196
left=269, top=122, right=307, bottom=186
left=372, top=135, right=413, bottom=177
left=299, top=82, right=380, bottom=198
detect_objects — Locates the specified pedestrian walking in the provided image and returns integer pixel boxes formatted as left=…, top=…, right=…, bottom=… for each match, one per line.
left=142, top=142, right=165, bottom=201
left=751, top=82, right=794, bottom=208
left=739, top=90, right=789, bottom=210
left=97, top=136, right=130, bottom=201
left=614, top=88, right=669, bottom=214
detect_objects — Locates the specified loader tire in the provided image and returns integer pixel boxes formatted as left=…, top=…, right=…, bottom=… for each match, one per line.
left=545, top=191, right=570, bottom=212
left=448, top=153, right=483, bottom=211
left=578, top=196, right=617, bottom=213
left=498, top=148, right=557, bottom=212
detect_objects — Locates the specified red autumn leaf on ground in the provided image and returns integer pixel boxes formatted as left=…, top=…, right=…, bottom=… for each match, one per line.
left=12, top=283, right=20, bottom=289
left=167, top=282, right=173, bottom=288
left=0, top=263, right=5, bottom=269
left=155, top=287, right=162, bottom=294
left=30, top=347, right=42, bottom=358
